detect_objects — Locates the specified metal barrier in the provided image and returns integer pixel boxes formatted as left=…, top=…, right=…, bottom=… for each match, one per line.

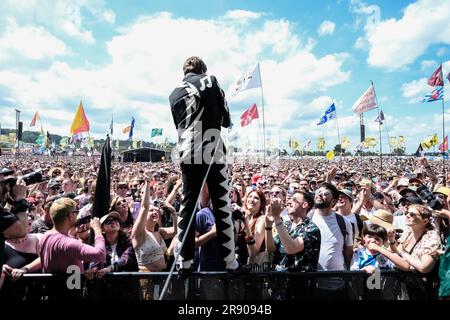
left=2, top=270, right=439, bottom=300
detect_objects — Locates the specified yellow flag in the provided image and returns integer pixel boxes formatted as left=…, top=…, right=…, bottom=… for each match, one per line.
left=132, top=137, right=138, bottom=149
left=341, top=137, right=350, bottom=149
left=291, top=139, right=300, bottom=150
left=70, top=100, right=90, bottom=135
left=317, top=138, right=326, bottom=150
left=389, top=137, right=398, bottom=148
left=363, top=137, right=377, bottom=149
left=326, top=150, right=335, bottom=160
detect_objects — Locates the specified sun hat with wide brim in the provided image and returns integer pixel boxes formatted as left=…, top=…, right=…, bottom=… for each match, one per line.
left=360, top=209, right=400, bottom=231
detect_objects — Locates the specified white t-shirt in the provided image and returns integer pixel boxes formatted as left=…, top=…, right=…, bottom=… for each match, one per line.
left=110, top=243, right=119, bottom=265
left=360, top=206, right=376, bottom=217
left=342, top=212, right=360, bottom=240
left=312, top=211, right=353, bottom=271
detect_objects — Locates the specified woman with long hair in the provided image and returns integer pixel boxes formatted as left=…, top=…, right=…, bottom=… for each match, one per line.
left=131, top=171, right=177, bottom=299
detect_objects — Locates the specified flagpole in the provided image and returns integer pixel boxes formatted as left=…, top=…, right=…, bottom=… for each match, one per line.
left=334, top=102, right=342, bottom=163
left=382, top=114, right=393, bottom=155
left=371, top=81, right=383, bottom=180
left=257, top=63, right=266, bottom=164
left=441, top=60, right=446, bottom=174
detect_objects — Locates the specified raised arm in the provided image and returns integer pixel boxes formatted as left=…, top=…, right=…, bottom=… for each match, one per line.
left=131, top=171, right=151, bottom=246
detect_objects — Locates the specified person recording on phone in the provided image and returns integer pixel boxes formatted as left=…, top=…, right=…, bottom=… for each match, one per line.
left=1, top=168, right=33, bottom=273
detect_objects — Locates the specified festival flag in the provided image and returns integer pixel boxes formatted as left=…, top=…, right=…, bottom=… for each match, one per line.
left=421, top=134, right=439, bottom=149
left=59, top=137, right=69, bottom=148
left=110, top=115, right=113, bottom=135
left=229, top=64, right=262, bottom=96
left=122, top=117, right=135, bottom=139
left=428, top=65, right=444, bottom=87
left=151, top=128, right=163, bottom=138
left=326, top=150, right=335, bottom=161
left=341, top=137, right=350, bottom=149
left=30, top=112, right=40, bottom=127
left=115, top=139, right=119, bottom=149
left=398, top=136, right=406, bottom=147
left=374, top=110, right=385, bottom=124
left=317, top=137, right=326, bottom=150
left=317, top=103, right=337, bottom=126
left=303, top=140, right=312, bottom=150
left=89, top=135, right=111, bottom=243
left=133, top=137, right=138, bottom=149
left=45, top=131, right=51, bottom=149
left=389, top=137, right=399, bottom=148
left=240, top=104, right=259, bottom=127
left=421, top=86, right=444, bottom=103
left=70, top=100, right=90, bottom=136
left=352, top=85, right=377, bottom=115
left=439, top=135, right=448, bottom=152
left=291, top=139, right=300, bottom=150
left=415, top=143, right=424, bottom=157
left=363, top=137, right=377, bottom=149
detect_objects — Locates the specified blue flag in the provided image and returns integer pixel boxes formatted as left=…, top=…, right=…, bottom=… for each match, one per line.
left=421, top=86, right=444, bottom=103
left=317, top=103, right=337, bottom=126
left=129, top=117, right=135, bottom=140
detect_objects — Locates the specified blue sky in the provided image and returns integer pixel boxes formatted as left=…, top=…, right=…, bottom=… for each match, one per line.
left=0, top=0, right=449, bottom=153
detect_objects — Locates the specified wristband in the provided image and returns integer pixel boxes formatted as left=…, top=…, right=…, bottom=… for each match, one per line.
left=275, top=221, right=284, bottom=227
left=265, top=226, right=273, bottom=231
left=246, top=239, right=256, bottom=245
left=245, top=235, right=254, bottom=242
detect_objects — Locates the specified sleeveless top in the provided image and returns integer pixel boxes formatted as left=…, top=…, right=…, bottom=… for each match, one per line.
left=134, top=232, right=166, bottom=267
left=3, top=245, right=38, bottom=269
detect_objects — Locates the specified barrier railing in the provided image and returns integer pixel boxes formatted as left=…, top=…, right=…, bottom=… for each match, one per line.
left=2, top=270, right=438, bottom=300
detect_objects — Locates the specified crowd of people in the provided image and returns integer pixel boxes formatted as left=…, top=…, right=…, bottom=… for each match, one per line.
left=0, top=153, right=449, bottom=300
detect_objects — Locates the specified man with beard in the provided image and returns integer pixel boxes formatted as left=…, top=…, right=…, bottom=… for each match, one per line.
left=0, top=169, right=29, bottom=272
left=311, top=183, right=353, bottom=300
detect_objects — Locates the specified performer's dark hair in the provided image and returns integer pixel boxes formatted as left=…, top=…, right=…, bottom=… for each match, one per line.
left=183, top=56, right=207, bottom=75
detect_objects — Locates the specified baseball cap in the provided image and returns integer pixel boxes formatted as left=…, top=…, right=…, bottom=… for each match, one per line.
left=398, top=196, right=423, bottom=205
left=100, top=211, right=120, bottom=226
left=338, top=188, right=354, bottom=202
left=433, top=187, right=450, bottom=197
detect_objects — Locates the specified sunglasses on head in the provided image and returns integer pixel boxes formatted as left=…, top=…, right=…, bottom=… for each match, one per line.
left=104, top=219, right=119, bottom=225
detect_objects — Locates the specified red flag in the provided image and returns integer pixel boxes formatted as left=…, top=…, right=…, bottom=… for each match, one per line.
left=439, top=135, right=448, bottom=152
left=352, top=85, right=377, bottom=115
left=240, top=104, right=259, bottom=127
left=30, top=111, right=40, bottom=127
left=428, top=65, right=443, bottom=87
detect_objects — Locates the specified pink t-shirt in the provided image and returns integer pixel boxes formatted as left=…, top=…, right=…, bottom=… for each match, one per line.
left=40, top=231, right=106, bottom=273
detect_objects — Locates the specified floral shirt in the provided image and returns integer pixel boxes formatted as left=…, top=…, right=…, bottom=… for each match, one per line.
left=273, top=217, right=321, bottom=272
left=398, top=228, right=442, bottom=261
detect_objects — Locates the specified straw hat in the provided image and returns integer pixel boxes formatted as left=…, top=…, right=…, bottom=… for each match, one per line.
left=360, top=209, right=398, bottom=231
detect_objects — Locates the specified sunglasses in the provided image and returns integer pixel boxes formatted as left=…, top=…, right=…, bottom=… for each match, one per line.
left=117, top=186, right=128, bottom=189
left=406, top=210, right=422, bottom=218
left=104, top=219, right=119, bottom=225
left=315, top=190, right=331, bottom=197
left=270, top=191, right=282, bottom=196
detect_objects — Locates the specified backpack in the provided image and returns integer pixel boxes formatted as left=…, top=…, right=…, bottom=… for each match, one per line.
left=311, top=211, right=349, bottom=243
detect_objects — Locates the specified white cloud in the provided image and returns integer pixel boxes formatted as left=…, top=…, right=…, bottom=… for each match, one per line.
left=352, top=0, right=450, bottom=69
left=354, top=36, right=368, bottom=50
left=0, top=11, right=350, bottom=143
left=420, top=60, right=437, bottom=71
left=0, top=0, right=115, bottom=43
left=401, top=78, right=429, bottom=103
left=0, top=18, right=69, bottom=61
left=317, top=20, right=336, bottom=36
left=223, top=10, right=263, bottom=22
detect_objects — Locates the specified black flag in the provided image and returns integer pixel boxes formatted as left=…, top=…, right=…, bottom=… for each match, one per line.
left=92, top=135, right=111, bottom=218
left=89, top=135, right=111, bottom=243
left=415, top=143, right=423, bottom=157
